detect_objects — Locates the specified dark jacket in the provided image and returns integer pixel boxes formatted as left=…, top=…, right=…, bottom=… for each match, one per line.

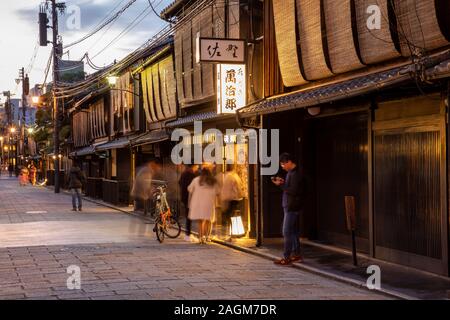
left=179, top=169, right=196, bottom=206
left=68, top=166, right=86, bottom=189
left=281, top=167, right=306, bottom=212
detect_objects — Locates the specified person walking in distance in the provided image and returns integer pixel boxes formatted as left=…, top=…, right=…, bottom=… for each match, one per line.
left=179, top=164, right=199, bottom=242
left=29, top=163, right=37, bottom=186
left=68, top=164, right=86, bottom=211
left=187, top=165, right=220, bottom=244
left=8, top=164, right=13, bottom=177
left=271, top=153, right=306, bottom=265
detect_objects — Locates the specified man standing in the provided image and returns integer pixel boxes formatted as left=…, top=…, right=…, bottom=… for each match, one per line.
left=272, top=153, right=305, bottom=265
left=179, top=164, right=199, bottom=242
left=68, top=164, right=86, bottom=211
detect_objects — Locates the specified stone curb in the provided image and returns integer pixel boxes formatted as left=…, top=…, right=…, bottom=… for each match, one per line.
left=47, top=186, right=416, bottom=300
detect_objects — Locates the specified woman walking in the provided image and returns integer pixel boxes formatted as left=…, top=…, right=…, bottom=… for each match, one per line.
left=29, top=164, right=37, bottom=186
left=19, top=166, right=29, bottom=187
left=187, top=165, right=220, bottom=244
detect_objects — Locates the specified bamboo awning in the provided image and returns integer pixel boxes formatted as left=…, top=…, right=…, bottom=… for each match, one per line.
left=355, top=0, right=401, bottom=64
left=296, top=0, right=333, bottom=80
left=272, top=0, right=308, bottom=86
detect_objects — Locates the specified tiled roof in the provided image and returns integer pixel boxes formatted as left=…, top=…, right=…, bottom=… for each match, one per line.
left=237, top=64, right=414, bottom=118
left=130, top=130, right=169, bottom=147
left=160, top=0, right=188, bottom=19
left=96, top=137, right=130, bottom=152
left=69, top=145, right=95, bottom=157
left=166, top=111, right=224, bottom=127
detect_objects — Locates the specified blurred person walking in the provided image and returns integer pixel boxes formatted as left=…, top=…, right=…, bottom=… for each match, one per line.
left=19, top=166, right=29, bottom=186
left=131, top=161, right=154, bottom=216
left=187, top=165, right=220, bottom=244
left=179, top=164, right=199, bottom=242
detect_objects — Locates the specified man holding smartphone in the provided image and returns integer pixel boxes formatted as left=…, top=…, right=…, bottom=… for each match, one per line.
left=271, top=153, right=305, bottom=266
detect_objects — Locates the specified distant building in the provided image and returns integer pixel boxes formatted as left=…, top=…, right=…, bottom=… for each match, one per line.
left=9, top=98, right=36, bottom=127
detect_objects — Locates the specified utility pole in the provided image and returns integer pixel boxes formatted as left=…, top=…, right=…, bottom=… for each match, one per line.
left=18, top=67, right=29, bottom=164
left=51, top=0, right=61, bottom=193
left=21, top=67, right=25, bottom=164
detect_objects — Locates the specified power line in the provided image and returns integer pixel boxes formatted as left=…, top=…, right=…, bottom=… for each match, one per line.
left=55, top=0, right=215, bottom=98
left=63, top=0, right=138, bottom=49
left=90, top=3, right=155, bottom=60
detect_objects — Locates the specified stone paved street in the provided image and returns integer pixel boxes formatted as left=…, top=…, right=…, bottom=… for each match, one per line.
left=0, top=177, right=389, bottom=300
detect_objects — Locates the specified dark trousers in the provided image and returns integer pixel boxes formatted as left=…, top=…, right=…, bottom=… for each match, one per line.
left=282, top=208, right=301, bottom=259
left=71, top=188, right=82, bottom=209
left=183, top=202, right=192, bottom=236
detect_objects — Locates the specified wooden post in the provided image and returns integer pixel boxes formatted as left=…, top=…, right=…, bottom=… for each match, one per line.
left=345, top=196, right=358, bottom=266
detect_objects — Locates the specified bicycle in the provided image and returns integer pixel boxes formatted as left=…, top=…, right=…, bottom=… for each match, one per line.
left=152, top=184, right=181, bottom=243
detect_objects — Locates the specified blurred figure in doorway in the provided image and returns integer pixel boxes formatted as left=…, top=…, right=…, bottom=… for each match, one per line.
left=221, top=164, right=244, bottom=241
left=187, top=164, right=220, bottom=244
left=179, top=164, right=199, bottom=242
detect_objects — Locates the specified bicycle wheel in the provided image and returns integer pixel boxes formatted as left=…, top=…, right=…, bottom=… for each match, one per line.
left=154, top=218, right=165, bottom=243
left=163, top=217, right=181, bottom=239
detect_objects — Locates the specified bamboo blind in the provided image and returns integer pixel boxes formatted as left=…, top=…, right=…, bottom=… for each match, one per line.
left=141, top=67, right=152, bottom=123
left=174, top=29, right=185, bottom=105
left=272, top=0, right=307, bottom=87
left=192, top=13, right=203, bottom=99
left=355, top=0, right=400, bottom=64
left=152, top=64, right=164, bottom=120
left=182, top=20, right=194, bottom=103
left=159, top=55, right=177, bottom=119
left=173, top=3, right=226, bottom=106
left=141, top=55, right=177, bottom=123
left=201, top=5, right=214, bottom=98
left=323, top=0, right=364, bottom=73
left=228, top=0, right=240, bottom=38
left=146, top=67, right=158, bottom=122
left=296, top=0, right=333, bottom=80
left=214, top=0, right=226, bottom=38
left=73, top=111, right=89, bottom=147
left=91, top=99, right=105, bottom=139
left=394, top=0, right=448, bottom=57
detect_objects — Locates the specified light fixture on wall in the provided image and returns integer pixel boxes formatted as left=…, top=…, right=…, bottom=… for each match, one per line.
left=307, top=107, right=321, bottom=116
left=107, top=76, right=119, bottom=87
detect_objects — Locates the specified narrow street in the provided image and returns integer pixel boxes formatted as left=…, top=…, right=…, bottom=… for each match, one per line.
left=0, top=177, right=388, bottom=300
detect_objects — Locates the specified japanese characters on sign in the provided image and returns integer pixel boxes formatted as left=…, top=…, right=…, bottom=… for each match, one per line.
left=199, top=38, right=245, bottom=63
left=217, top=64, right=246, bottom=114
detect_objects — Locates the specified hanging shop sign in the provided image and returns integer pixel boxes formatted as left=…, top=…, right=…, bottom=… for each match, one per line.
left=198, top=38, right=246, bottom=63
left=217, top=64, right=246, bottom=114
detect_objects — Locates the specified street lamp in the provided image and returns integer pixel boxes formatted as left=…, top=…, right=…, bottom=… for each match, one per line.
left=10, top=127, right=16, bottom=134
left=107, top=76, right=119, bottom=86
left=27, top=128, right=34, bottom=134
left=107, top=75, right=140, bottom=96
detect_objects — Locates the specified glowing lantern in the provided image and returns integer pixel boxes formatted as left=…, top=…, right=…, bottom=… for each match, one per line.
left=230, top=210, right=245, bottom=237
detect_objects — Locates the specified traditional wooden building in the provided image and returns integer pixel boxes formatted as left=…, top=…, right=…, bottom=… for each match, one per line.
left=160, top=0, right=264, bottom=241
left=236, top=0, right=450, bottom=276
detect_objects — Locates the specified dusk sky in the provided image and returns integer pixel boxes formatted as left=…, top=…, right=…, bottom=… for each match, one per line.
left=0, top=0, right=171, bottom=99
